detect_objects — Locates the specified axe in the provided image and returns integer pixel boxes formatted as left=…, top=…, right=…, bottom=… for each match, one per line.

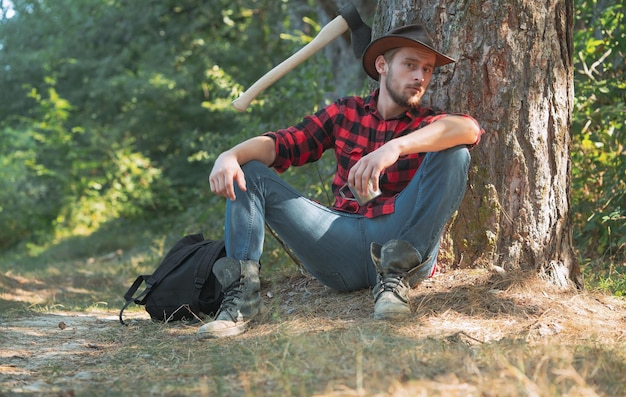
left=231, top=3, right=371, bottom=112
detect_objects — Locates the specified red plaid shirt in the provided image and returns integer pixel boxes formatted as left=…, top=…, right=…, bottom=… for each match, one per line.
left=264, top=89, right=481, bottom=218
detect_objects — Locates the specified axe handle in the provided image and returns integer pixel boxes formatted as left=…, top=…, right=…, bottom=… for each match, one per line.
left=232, top=16, right=349, bottom=112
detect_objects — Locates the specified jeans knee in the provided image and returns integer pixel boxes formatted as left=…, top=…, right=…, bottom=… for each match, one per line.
left=240, top=160, right=267, bottom=176
left=427, top=146, right=470, bottom=179
left=445, top=145, right=471, bottom=169
left=240, top=161, right=275, bottom=187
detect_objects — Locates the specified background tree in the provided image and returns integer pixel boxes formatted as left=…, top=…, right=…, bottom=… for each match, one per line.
left=371, top=0, right=581, bottom=286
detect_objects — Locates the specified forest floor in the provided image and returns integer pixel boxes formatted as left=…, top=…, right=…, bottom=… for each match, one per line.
left=2, top=261, right=626, bottom=396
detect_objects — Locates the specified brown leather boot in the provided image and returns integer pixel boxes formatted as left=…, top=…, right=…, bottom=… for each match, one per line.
left=370, top=240, right=430, bottom=320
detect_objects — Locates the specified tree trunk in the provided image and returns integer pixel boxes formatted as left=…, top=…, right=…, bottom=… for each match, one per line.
left=372, top=0, right=582, bottom=287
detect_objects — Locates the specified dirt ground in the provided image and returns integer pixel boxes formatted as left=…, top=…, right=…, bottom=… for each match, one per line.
left=1, top=268, right=626, bottom=395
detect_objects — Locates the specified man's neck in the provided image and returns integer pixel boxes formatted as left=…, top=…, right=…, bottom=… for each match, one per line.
left=376, top=87, right=409, bottom=120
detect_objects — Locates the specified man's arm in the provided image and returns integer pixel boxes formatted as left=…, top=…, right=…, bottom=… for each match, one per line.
left=393, top=115, right=481, bottom=154
left=209, top=136, right=276, bottom=200
left=348, top=115, right=481, bottom=196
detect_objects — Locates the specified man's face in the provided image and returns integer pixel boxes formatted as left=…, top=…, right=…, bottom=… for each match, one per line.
left=383, top=47, right=436, bottom=108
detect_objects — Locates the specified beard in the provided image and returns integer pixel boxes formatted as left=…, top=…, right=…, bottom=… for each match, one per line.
left=385, top=68, right=424, bottom=108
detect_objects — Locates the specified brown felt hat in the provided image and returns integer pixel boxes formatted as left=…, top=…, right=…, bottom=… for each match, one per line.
left=362, top=24, right=455, bottom=80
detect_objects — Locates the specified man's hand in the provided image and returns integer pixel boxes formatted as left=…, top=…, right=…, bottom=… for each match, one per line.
left=208, top=136, right=276, bottom=201
left=209, top=151, right=247, bottom=201
left=348, top=142, right=401, bottom=197
left=348, top=116, right=481, bottom=197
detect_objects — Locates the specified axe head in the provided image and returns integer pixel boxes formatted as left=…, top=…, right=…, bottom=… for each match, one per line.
left=338, top=3, right=371, bottom=58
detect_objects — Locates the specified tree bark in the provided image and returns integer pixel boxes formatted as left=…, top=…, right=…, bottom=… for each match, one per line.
left=372, top=0, right=582, bottom=287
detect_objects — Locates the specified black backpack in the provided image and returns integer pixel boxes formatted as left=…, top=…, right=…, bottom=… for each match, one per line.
left=119, top=234, right=226, bottom=325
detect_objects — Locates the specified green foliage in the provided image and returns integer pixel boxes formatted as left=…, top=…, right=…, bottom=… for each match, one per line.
left=0, top=0, right=331, bottom=248
left=583, top=260, right=626, bottom=297
left=572, top=1, right=625, bottom=289
left=0, top=84, right=75, bottom=247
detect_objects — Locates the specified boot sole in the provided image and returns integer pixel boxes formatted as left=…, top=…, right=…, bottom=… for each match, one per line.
left=197, top=321, right=250, bottom=339
left=373, top=309, right=411, bottom=321
left=196, top=305, right=265, bottom=340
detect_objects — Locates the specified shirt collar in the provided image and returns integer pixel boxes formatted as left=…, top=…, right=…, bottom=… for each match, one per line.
left=363, top=89, right=379, bottom=113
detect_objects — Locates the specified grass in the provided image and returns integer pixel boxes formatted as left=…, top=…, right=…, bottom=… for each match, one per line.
left=1, top=210, right=625, bottom=396
left=70, top=321, right=621, bottom=396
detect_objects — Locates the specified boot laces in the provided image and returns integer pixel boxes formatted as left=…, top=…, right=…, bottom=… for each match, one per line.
left=376, top=274, right=409, bottom=303
left=216, top=278, right=244, bottom=319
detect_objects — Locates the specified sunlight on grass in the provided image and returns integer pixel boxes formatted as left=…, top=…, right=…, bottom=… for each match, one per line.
left=1, top=205, right=625, bottom=396
left=70, top=320, right=623, bottom=396
left=2, top=259, right=625, bottom=396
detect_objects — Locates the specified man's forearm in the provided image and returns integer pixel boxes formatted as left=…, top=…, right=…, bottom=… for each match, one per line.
left=393, top=115, right=480, bottom=155
left=229, top=136, right=277, bottom=167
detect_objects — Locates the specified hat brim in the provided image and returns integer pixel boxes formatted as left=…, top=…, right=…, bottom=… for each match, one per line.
left=362, top=36, right=455, bottom=80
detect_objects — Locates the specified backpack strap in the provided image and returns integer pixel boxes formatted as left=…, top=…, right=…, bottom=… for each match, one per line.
left=119, top=275, right=154, bottom=325
left=193, top=240, right=225, bottom=289
left=191, top=240, right=226, bottom=313
left=118, top=234, right=207, bottom=325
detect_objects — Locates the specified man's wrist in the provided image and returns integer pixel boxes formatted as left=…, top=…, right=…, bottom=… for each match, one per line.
left=387, top=138, right=406, bottom=157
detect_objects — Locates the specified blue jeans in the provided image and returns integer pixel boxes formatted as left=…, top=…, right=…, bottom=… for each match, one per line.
left=224, top=145, right=471, bottom=292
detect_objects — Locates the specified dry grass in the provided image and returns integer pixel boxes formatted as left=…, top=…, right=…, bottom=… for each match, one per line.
left=1, top=263, right=625, bottom=396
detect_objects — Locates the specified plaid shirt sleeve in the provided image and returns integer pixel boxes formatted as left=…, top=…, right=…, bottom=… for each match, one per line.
left=263, top=92, right=483, bottom=218
left=262, top=105, right=338, bottom=172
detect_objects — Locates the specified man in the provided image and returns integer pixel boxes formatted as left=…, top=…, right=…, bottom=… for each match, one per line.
left=198, top=24, right=483, bottom=339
